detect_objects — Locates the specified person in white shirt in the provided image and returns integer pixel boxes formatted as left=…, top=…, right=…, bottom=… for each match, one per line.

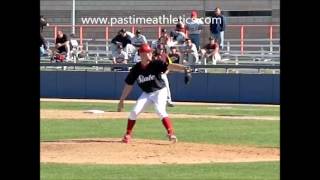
left=131, top=29, right=147, bottom=48
left=130, top=29, right=148, bottom=63
left=183, top=38, right=199, bottom=65
left=112, top=44, right=129, bottom=71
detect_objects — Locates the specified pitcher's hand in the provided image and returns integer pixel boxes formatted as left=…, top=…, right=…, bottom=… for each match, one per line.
left=117, top=100, right=124, bottom=112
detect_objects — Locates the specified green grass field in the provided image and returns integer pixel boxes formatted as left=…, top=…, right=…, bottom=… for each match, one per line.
left=40, top=101, right=280, bottom=180
left=41, top=162, right=279, bottom=180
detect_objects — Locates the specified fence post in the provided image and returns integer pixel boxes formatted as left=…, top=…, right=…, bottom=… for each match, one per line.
left=80, top=26, right=83, bottom=46
left=227, top=41, right=230, bottom=53
left=269, top=25, right=273, bottom=54
left=105, top=26, right=109, bottom=54
left=158, top=26, right=161, bottom=38
left=105, top=26, right=109, bottom=41
left=54, top=26, right=57, bottom=40
left=261, top=46, right=265, bottom=60
left=132, top=26, right=135, bottom=33
left=240, top=26, right=244, bottom=55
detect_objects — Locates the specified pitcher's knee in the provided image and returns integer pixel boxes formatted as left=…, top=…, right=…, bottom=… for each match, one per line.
left=156, top=111, right=168, bottom=119
left=128, top=111, right=139, bottom=120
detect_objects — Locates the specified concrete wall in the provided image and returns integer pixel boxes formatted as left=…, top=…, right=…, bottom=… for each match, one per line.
left=40, top=0, right=279, bottom=41
left=40, top=71, right=279, bottom=104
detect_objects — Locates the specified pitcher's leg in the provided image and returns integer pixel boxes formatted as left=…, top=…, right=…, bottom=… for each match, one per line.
left=123, top=93, right=152, bottom=143
left=151, top=88, right=177, bottom=142
left=128, top=92, right=152, bottom=120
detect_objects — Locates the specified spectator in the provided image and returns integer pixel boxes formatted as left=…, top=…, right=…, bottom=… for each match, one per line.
left=40, top=15, right=49, bottom=33
left=200, top=37, right=221, bottom=65
left=40, top=33, right=48, bottom=56
left=40, top=16, right=50, bottom=57
left=53, top=30, right=71, bottom=60
left=170, top=22, right=187, bottom=63
left=175, top=22, right=187, bottom=44
left=168, top=46, right=181, bottom=64
left=153, top=44, right=175, bottom=107
left=153, top=44, right=168, bottom=62
left=112, top=44, right=129, bottom=71
left=160, top=28, right=177, bottom=53
left=69, top=34, right=85, bottom=61
left=125, top=31, right=135, bottom=40
left=210, top=7, right=226, bottom=49
left=131, top=29, right=147, bottom=48
left=111, top=28, right=132, bottom=48
left=186, top=11, right=204, bottom=50
left=183, top=38, right=199, bottom=65
left=158, top=29, right=169, bottom=45
left=111, top=28, right=132, bottom=58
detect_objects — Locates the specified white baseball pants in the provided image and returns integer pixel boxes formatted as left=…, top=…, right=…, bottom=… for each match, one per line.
left=161, top=73, right=172, bottom=103
left=129, top=87, right=168, bottom=120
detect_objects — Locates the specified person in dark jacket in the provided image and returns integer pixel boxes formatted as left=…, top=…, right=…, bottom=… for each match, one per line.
left=209, top=7, right=226, bottom=49
left=111, top=28, right=132, bottom=48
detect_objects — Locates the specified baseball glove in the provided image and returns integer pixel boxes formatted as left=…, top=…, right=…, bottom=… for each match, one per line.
left=184, top=67, right=192, bottom=85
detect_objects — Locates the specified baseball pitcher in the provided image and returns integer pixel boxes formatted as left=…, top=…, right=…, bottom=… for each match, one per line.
left=117, top=43, right=192, bottom=143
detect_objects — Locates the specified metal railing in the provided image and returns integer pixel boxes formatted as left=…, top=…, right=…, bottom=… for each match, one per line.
left=43, top=24, right=279, bottom=55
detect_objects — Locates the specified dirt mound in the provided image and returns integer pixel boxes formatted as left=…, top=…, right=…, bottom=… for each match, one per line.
left=41, top=110, right=279, bottom=121
left=41, top=138, right=279, bottom=165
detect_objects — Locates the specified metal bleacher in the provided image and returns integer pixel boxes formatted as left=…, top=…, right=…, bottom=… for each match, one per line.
left=40, top=24, right=280, bottom=74
left=41, top=38, right=279, bottom=63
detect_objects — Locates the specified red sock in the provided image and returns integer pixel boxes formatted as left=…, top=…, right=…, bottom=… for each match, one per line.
left=162, top=117, right=174, bottom=135
left=126, top=119, right=136, bottom=135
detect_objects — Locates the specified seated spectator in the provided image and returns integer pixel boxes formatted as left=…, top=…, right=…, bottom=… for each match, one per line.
left=151, top=29, right=171, bottom=50
left=200, top=37, right=221, bottom=65
left=168, top=46, right=181, bottom=64
left=40, top=33, right=49, bottom=57
left=111, top=28, right=132, bottom=57
left=157, top=29, right=176, bottom=53
left=52, top=30, right=71, bottom=61
left=182, top=38, right=199, bottom=65
left=111, top=28, right=132, bottom=48
left=112, top=44, right=129, bottom=71
left=169, top=22, right=187, bottom=62
left=128, top=29, right=147, bottom=62
left=69, top=34, right=86, bottom=61
left=131, top=29, right=147, bottom=48
left=158, top=29, right=169, bottom=45
left=69, top=34, right=79, bottom=49
left=153, top=44, right=168, bottom=62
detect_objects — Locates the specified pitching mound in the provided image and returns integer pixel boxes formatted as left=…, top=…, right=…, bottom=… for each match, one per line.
left=41, top=138, right=279, bottom=165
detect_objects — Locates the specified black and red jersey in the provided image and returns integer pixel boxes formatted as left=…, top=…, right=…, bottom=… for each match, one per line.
left=125, top=60, right=168, bottom=93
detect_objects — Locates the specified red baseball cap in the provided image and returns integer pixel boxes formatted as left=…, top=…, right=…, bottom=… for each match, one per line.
left=191, top=11, right=197, bottom=18
left=139, top=43, right=153, bottom=53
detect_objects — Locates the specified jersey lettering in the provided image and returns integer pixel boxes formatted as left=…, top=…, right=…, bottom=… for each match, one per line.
left=137, top=74, right=156, bottom=84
